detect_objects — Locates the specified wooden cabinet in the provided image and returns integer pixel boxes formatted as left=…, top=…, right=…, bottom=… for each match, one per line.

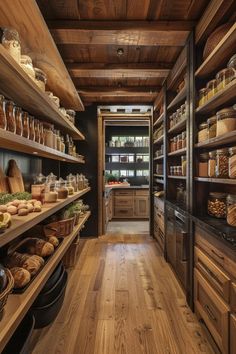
left=134, top=196, right=149, bottom=217
left=112, top=189, right=149, bottom=219
left=166, top=206, right=176, bottom=268
left=230, top=315, right=236, bottom=354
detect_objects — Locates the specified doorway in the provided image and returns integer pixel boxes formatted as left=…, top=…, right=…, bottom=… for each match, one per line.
left=97, top=106, right=153, bottom=236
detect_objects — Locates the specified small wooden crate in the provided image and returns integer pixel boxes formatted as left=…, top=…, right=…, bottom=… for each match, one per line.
left=62, top=233, right=80, bottom=268
left=44, top=216, right=75, bottom=238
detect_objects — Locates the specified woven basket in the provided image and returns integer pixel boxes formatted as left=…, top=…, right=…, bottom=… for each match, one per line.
left=0, top=269, right=14, bottom=313
left=44, top=216, right=75, bottom=238
left=62, top=238, right=80, bottom=268
left=203, top=23, right=233, bottom=60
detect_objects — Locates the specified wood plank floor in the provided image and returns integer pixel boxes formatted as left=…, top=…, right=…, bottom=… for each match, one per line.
left=30, top=234, right=214, bottom=354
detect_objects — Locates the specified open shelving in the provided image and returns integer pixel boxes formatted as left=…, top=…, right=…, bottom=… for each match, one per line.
left=168, top=148, right=187, bottom=157
left=167, top=86, right=186, bottom=111
left=195, top=177, right=236, bottom=185
left=153, top=113, right=164, bottom=127
left=0, top=211, right=90, bottom=353
left=168, top=118, right=187, bottom=135
left=168, top=175, right=186, bottom=180
left=153, top=135, right=164, bottom=145
left=195, top=130, right=236, bottom=149
left=154, top=155, right=164, bottom=161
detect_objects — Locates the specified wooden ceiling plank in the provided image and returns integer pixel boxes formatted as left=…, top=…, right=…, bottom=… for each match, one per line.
left=77, top=86, right=161, bottom=93
left=166, top=46, right=187, bottom=89
left=153, top=87, right=165, bottom=111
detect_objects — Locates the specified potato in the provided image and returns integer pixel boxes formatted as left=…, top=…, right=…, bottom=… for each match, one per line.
left=18, top=203, right=27, bottom=209
left=11, top=200, right=21, bottom=207
left=26, top=203, right=34, bottom=212
left=7, top=205, right=18, bottom=215
left=18, top=208, right=29, bottom=216
left=34, top=205, right=42, bottom=212
left=34, top=201, right=42, bottom=207
left=0, top=205, right=7, bottom=213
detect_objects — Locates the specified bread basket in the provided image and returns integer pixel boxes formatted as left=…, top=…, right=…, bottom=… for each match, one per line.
left=44, top=216, right=75, bottom=238
left=0, top=269, right=14, bottom=313
left=203, top=23, right=233, bottom=60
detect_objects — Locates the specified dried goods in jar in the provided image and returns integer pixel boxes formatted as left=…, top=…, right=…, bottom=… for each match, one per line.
left=5, top=101, right=16, bottom=133
left=229, top=147, right=236, bottom=179
left=14, top=106, right=22, bottom=136
left=34, top=68, right=47, bottom=91
left=227, top=194, right=236, bottom=226
left=34, top=119, right=40, bottom=143
left=181, top=156, right=186, bottom=176
left=216, top=149, right=229, bottom=178
left=177, top=134, right=182, bottom=150
left=207, top=116, right=217, bottom=139
left=208, top=193, right=227, bottom=218
left=182, top=131, right=186, bottom=148
left=216, top=67, right=235, bottom=91
left=198, top=88, right=208, bottom=107
left=208, top=151, right=216, bottom=178
left=29, top=116, right=35, bottom=141
left=22, top=112, right=29, bottom=139
left=2, top=28, right=21, bottom=63
left=198, top=153, right=209, bottom=177
left=198, top=122, right=208, bottom=142
left=216, top=107, right=236, bottom=137
left=20, top=55, right=35, bottom=80
left=206, top=79, right=217, bottom=99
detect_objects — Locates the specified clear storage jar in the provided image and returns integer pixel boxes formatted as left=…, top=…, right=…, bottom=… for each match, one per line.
left=208, top=192, right=227, bottom=218
left=198, top=153, right=209, bottom=177
left=0, top=95, right=6, bottom=130
left=5, top=101, right=16, bottom=133
left=14, top=106, right=22, bottom=136
left=198, top=88, right=208, bottom=106
left=39, top=122, right=44, bottom=145
left=198, top=122, right=208, bottom=142
left=182, top=131, right=186, bottom=148
left=181, top=156, right=187, bottom=176
left=34, top=119, right=40, bottom=143
left=177, top=134, right=182, bottom=150
left=2, top=28, right=21, bottom=63
left=34, top=68, right=47, bottom=91
left=207, top=116, right=217, bottom=139
left=170, top=138, right=175, bottom=152
left=216, top=68, right=235, bottom=91
left=229, top=147, right=236, bottom=179
left=208, top=151, right=216, bottom=178
left=29, top=116, right=35, bottom=141
left=227, top=194, right=236, bottom=226
left=44, top=123, right=54, bottom=148
left=216, top=148, right=229, bottom=178
left=206, top=79, right=217, bottom=100
left=22, top=112, right=29, bottom=139
left=20, top=55, right=35, bottom=80
left=216, top=107, right=236, bottom=137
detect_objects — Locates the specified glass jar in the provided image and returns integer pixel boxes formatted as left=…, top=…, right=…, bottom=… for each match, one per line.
left=198, top=122, right=208, bottom=142
left=67, top=173, right=78, bottom=192
left=55, top=130, right=61, bottom=151
left=177, top=134, right=182, bottom=150
left=0, top=95, right=6, bottom=130
left=20, top=55, right=35, bottom=80
left=66, top=181, right=74, bottom=195
left=180, top=104, right=186, bottom=120
left=22, top=112, right=29, bottom=139
left=1, top=28, right=21, bottom=63
left=177, top=166, right=182, bottom=176
left=55, top=179, right=68, bottom=199
left=176, top=109, right=181, bottom=124
left=208, top=192, right=227, bottom=218
left=169, top=115, right=173, bottom=129
left=60, top=136, right=65, bottom=153
left=216, top=148, right=229, bottom=178
left=173, top=136, right=177, bottom=151
left=206, top=79, right=217, bottom=100
left=198, top=153, right=209, bottom=177
left=53, top=128, right=57, bottom=149
left=44, top=183, right=58, bottom=203
left=170, top=166, right=174, bottom=176
left=208, top=151, right=216, bottom=178
left=198, top=88, right=208, bottom=106
left=216, top=107, right=236, bottom=137
left=29, top=116, right=35, bottom=141
left=39, top=122, right=44, bottom=145
left=66, top=109, right=76, bottom=124
left=170, top=138, right=175, bottom=152
left=14, top=106, right=22, bottom=136
left=52, top=96, right=60, bottom=108
left=5, top=101, right=16, bottom=133
left=173, top=166, right=178, bottom=176
left=181, top=156, right=187, bottom=176
left=229, top=147, right=236, bottom=179
left=182, top=131, right=186, bottom=148
left=44, top=123, right=54, bottom=148
left=34, top=119, right=40, bottom=143
left=34, top=68, right=47, bottom=91
left=172, top=112, right=177, bottom=126
left=207, top=116, right=217, bottom=139
left=227, top=194, right=236, bottom=226
left=227, top=54, right=236, bottom=70
left=216, top=67, right=235, bottom=91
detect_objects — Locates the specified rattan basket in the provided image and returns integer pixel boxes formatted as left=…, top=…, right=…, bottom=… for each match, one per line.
left=0, top=269, right=14, bottom=313
left=44, top=216, right=75, bottom=238
left=203, top=23, right=233, bottom=60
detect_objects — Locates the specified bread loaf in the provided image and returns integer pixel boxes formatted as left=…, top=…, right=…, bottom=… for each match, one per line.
left=26, top=238, right=54, bottom=257
left=4, top=252, right=44, bottom=276
left=47, top=236, right=59, bottom=248
left=10, top=267, right=31, bottom=288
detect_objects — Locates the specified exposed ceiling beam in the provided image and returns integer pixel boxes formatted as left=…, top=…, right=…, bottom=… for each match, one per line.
left=79, top=91, right=157, bottom=98
left=77, top=86, right=161, bottom=94
left=68, top=63, right=170, bottom=78
left=49, top=20, right=195, bottom=46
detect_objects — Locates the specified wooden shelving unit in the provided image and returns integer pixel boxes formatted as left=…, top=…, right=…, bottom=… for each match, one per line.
left=153, top=135, right=164, bottom=145
left=0, top=45, right=84, bottom=140
left=153, top=113, right=164, bottom=127
left=168, top=175, right=186, bottom=180
left=0, top=129, right=85, bottom=163
left=168, top=148, right=186, bottom=157
left=168, top=118, right=186, bottom=135
left=154, top=174, right=164, bottom=178
left=195, top=130, right=236, bottom=149
left=0, top=187, right=91, bottom=247
left=154, top=155, right=164, bottom=161
left=195, top=177, right=236, bottom=185
left=0, top=211, right=90, bottom=353
left=154, top=178, right=164, bottom=184
left=167, top=86, right=186, bottom=111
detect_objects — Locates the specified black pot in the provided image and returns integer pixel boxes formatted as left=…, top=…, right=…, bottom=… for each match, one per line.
left=2, top=313, right=35, bottom=354
left=33, top=267, right=66, bottom=307
left=31, top=270, right=68, bottom=329
left=41, top=261, right=64, bottom=293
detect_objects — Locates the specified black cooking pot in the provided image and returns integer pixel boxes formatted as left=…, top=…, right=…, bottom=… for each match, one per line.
left=41, top=261, right=64, bottom=294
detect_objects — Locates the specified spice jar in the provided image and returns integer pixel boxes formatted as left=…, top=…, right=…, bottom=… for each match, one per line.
left=208, top=151, right=216, bottom=178
left=177, top=134, right=182, bottom=150
left=22, top=112, right=29, bottom=139
left=52, top=128, right=57, bottom=149
left=172, top=112, right=177, bottom=127
left=1, top=28, right=21, bottom=63
left=216, top=107, right=236, bottom=137
left=170, top=166, right=174, bottom=176
left=14, top=106, right=22, bottom=136
left=198, top=88, right=208, bottom=106
left=229, top=147, right=236, bottom=179
left=44, top=123, right=54, bottom=148
left=181, top=156, right=187, bottom=176
left=182, top=131, right=186, bottom=148
left=207, top=116, right=217, bottom=139
left=198, top=153, right=209, bottom=177
left=5, top=101, right=16, bottom=133
left=198, top=122, right=208, bottom=142
left=66, top=181, right=74, bottom=195
left=34, top=119, right=40, bottom=143
left=52, top=96, right=60, bottom=107
left=216, top=67, right=235, bottom=91
left=216, top=148, right=229, bottom=178
left=206, top=79, right=217, bottom=100
left=29, top=116, right=35, bottom=141
left=208, top=193, right=227, bottom=218
left=227, top=54, right=236, bottom=70
left=20, top=55, right=35, bottom=80
left=176, top=109, right=181, bottom=124
left=227, top=194, right=236, bottom=226
left=34, top=68, right=47, bottom=91
left=0, top=95, right=6, bottom=130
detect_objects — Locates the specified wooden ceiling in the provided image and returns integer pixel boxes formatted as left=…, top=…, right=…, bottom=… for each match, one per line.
left=36, top=0, right=212, bottom=105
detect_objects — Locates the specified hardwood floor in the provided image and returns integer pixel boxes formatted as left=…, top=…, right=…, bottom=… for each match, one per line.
left=107, top=221, right=149, bottom=234
left=30, top=234, right=214, bottom=354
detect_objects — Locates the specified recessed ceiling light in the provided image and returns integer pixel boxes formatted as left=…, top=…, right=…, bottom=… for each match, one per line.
left=117, top=48, right=124, bottom=56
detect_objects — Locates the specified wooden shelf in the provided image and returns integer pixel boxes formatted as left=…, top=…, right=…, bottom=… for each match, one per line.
left=195, top=130, right=236, bottom=149
left=167, top=86, right=186, bottom=111
left=154, top=174, right=164, bottom=178
left=0, top=188, right=91, bottom=248
left=106, top=147, right=149, bottom=154
left=0, top=45, right=84, bottom=140
left=168, top=118, right=186, bottom=135
left=153, top=113, right=164, bottom=127
left=195, top=23, right=236, bottom=78
left=195, top=177, right=236, bottom=185
left=168, top=175, right=186, bottom=180
left=195, top=79, right=236, bottom=115
left=153, top=136, right=164, bottom=145
left=154, top=178, right=164, bottom=184
left=0, top=129, right=84, bottom=163
left=168, top=148, right=186, bottom=157
left=154, top=155, right=164, bottom=161
left=0, top=211, right=90, bottom=353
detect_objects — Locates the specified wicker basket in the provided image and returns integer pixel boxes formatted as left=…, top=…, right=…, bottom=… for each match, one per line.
left=203, top=23, right=233, bottom=60
left=0, top=269, right=14, bottom=313
left=44, top=216, right=75, bottom=238
left=62, top=233, right=80, bottom=268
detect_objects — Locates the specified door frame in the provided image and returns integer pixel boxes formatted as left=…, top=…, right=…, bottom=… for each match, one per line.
left=97, top=107, right=153, bottom=236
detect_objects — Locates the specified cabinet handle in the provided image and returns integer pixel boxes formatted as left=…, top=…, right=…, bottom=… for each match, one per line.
left=211, top=249, right=224, bottom=260
left=204, top=304, right=217, bottom=322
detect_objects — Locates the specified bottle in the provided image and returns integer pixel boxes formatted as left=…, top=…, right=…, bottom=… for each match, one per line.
left=0, top=95, right=6, bottom=130
left=29, top=116, right=35, bottom=141
left=65, top=134, right=70, bottom=155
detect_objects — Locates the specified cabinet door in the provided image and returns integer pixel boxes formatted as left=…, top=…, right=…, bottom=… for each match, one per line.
left=166, top=208, right=176, bottom=268
left=134, top=196, right=149, bottom=217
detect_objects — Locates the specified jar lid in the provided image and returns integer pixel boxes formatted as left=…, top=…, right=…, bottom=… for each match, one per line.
left=199, top=122, right=208, bottom=129
left=216, top=148, right=228, bottom=154
left=199, top=152, right=209, bottom=160
left=216, top=106, right=236, bottom=118
left=199, top=87, right=208, bottom=93
left=207, top=116, right=217, bottom=124
left=216, top=67, right=234, bottom=78
left=209, top=151, right=216, bottom=158
left=228, top=54, right=236, bottom=67
left=206, top=79, right=217, bottom=88
left=209, top=192, right=227, bottom=198
left=227, top=194, right=236, bottom=203
left=229, top=147, right=236, bottom=154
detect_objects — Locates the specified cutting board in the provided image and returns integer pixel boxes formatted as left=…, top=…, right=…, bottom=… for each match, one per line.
left=0, top=167, right=9, bottom=193
left=7, top=160, right=25, bottom=193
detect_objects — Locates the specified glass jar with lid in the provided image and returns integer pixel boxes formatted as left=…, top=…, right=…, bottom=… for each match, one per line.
left=206, top=79, right=217, bottom=100
left=44, top=182, right=58, bottom=203
left=172, top=112, right=177, bottom=127
left=0, top=95, right=6, bottom=130
left=52, top=128, right=57, bottom=150
left=5, top=101, right=16, bottom=133
left=208, top=192, right=227, bottom=218
left=34, top=119, right=40, bottom=143
left=216, top=67, right=235, bottom=91
left=216, top=148, right=229, bottom=178
left=198, top=153, right=209, bottom=177
left=198, top=122, right=208, bottom=143
left=227, top=194, right=236, bottom=226
left=208, top=151, right=216, bottom=178
left=14, top=106, right=22, bottom=136
left=173, top=166, right=178, bottom=176
left=207, top=116, right=217, bottom=139
left=173, top=136, right=177, bottom=151
left=55, top=178, right=69, bottom=199
left=20, top=55, right=35, bottom=80
left=67, top=173, right=78, bottom=192
left=216, top=107, right=236, bottom=137
left=198, top=88, right=208, bottom=106
left=181, top=155, right=187, bottom=176
left=227, top=54, right=236, bottom=70
left=29, top=116, right=35, bottom=141
left=177, top=134, right=182, bottom=150
left=1, top=28, right=21, bottom=63
left=229, top=147, right=236, bottom=179
left=22, top=111, right=29, bottom=139
left=177, top=166, right=182, bottom=176
left=170, top=138, right=175, bottom=152
left=34, top=68, right=47, bottom=91
left=180, top=104, right=186, bottom=120
left=176, top=109, right=181, bottom=124
left=182, top=131, right=186, bottom=148
left=44, top=123, right=54, bottom=148
left=66, top=181, right=74, bottom=195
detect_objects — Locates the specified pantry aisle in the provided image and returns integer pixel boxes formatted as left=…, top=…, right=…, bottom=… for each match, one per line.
left=29, top=234, right=213, bottom=354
